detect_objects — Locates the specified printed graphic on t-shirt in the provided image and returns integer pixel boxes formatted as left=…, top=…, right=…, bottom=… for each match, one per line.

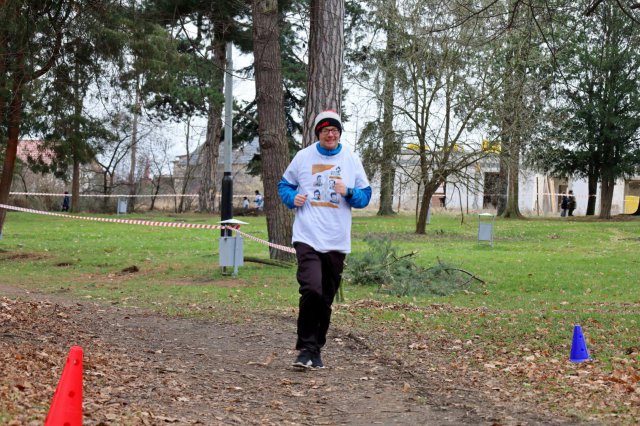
left=310, top=164, right=342, bottom=208
left=312, top=164, right=335, bottom=174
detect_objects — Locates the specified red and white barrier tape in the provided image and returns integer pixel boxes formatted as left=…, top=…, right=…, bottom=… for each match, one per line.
left=9, top=192, right=255, bottom=198
left=0, top=204, right=225, bottom=229
left=232, top=228, right=296, bottom=254
left=9, top=192, right=197, bottom=197
left=0, top=203, right=296, bottom=254
left=480, top=193, right=596, bottom=198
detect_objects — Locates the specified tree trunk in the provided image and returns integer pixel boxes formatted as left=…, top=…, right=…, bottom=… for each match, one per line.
left=70, top=57, right=83, bottom=214
left=0, top=28, right=6, bottom=145
left=416, top=183, right=436, bottom=234
left=303, top=0, right=344, bottom=147
left=179, top=118, right=192, bottom=213
left=502, top=135, right=523, bottom=218
left=377, top=4, right=398, bottom=216
left=71, top=158, right=81, bottom=213
left=498, top=4, right=529, bottom=220
left=101, top=171, right=110, bottom=211
left=0, top=66, right=24, bottom=237
left=201, top=101, right=222, bottom=213
left=496, top=38, right=513, bottom=217
left=496, top=140, right=508, bottom=216
left=252, top=0, right=294, bottom=260
left=198, top=34, right=225, bottom=213
left=599, top=173, right=614, bottom=219
left=149, top=177, right=161, bottom=211
left=586, top=171, right=598, bottom=216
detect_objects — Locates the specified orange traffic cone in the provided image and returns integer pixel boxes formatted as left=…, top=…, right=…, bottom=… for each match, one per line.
left=45, top=346, right=83, bottom=426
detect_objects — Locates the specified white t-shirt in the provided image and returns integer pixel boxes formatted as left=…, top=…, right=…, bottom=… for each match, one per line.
left=282, top=143, right=370, bottom=253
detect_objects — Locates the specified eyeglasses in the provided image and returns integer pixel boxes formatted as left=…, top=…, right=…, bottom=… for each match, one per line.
left=320, top=128, right=340, bottom=135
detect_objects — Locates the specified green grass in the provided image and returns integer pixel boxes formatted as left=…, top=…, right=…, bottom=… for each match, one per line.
left=1, top=210, right=639, bottom=367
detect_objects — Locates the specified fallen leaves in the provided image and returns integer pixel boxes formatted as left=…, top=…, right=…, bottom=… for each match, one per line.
left=2, top=295, right=639, bottom=425
left=337, top=300, right=640, bottom=424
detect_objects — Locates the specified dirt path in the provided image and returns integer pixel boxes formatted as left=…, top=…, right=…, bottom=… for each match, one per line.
left=1, top=285, right=588, bottom=425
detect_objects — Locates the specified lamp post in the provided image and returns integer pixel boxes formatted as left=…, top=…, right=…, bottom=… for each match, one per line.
left=221, top=42, right=233, bottom=237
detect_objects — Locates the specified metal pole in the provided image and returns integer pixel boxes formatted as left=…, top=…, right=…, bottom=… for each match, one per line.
left=221, top=42, right=234, bottom=237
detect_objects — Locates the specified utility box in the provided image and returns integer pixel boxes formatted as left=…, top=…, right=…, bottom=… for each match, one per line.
left=219, top=235, right=244, bottom=275
left=218, top=218, right=249, bottom=275
left=117, top=198, right=128, bottom=215
left=478, top=213, right=495, bottom=247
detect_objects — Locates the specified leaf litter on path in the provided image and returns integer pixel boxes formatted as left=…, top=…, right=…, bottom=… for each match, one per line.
left=0, top=289, right=616, bottom=425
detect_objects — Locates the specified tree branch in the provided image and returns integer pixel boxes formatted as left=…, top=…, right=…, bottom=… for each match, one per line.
left=584, top=0, right=606, bottom=16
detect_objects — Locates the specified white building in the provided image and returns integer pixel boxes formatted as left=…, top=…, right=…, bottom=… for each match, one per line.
left=368, top=151, right=640, bottom=216
left=172, top=137, right=264, bottom=211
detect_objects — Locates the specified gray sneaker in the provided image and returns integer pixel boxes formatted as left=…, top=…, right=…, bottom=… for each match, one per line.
left=311, top=352, right=325, bottom=369
left=292, top=351, right=313, bottom=369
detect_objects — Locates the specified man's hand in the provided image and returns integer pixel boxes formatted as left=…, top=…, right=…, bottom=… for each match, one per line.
left=333, top=179, right=346, bottom=196
left=294, top=193, right=308, bottom=207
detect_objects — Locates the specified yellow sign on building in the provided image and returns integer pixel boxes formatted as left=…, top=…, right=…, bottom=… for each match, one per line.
left=624, top=196, right=639, bottom=214
left=405, top=143, right=462, bottom=152
left=482, top=139, right=501, bottom=153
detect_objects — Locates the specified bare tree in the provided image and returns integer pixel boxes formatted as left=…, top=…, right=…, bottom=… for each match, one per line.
left=94, top=124, right=132, bottom=211
left=178, top=116, right=200, bottom=213
left=142, top=132, right=175, bottom=212
left=391, top=0, right=501, bottom=234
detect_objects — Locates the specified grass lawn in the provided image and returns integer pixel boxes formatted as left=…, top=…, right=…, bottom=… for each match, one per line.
left=1, top=208, right=639, bottom=421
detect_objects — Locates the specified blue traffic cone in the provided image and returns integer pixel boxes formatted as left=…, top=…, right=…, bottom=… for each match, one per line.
left=569, top=324, right=591, bottom=363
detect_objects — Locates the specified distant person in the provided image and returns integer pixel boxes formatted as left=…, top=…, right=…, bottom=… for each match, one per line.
left=242, top=196, right=250, bottom=210
left=61, top=191, right=70, bottom=212
left=567, top=190, right=577, bottom=216
left=560, top=192, right=568, bottom=217
left=254, top=190, right=264, bottom=211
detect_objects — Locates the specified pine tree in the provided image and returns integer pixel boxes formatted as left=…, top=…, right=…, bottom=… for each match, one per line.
left=303, top=0, right=345, bottom=146
left=252, top=0, right=295, bottom=260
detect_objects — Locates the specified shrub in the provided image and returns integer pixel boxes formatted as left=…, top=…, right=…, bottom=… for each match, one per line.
left=344, top=237, right=483, bottom=297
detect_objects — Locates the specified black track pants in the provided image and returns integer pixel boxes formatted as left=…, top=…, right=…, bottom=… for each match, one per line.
left=294, top=242, right=345, bottom=354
